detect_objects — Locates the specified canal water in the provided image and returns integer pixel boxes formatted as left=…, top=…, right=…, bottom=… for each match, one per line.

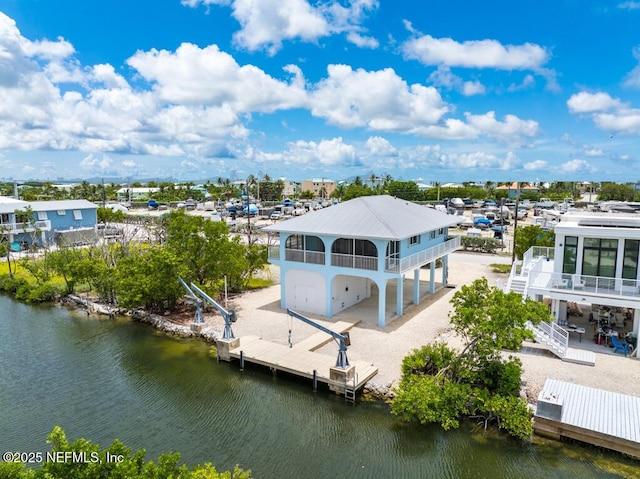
left=0, top=294, right=636, bottom=478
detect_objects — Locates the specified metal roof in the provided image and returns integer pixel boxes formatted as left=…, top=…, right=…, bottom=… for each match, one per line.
left=263, top=195, right=460, bottom=239
left=27, top=199, right=98, bottom=211
left=0, top=196, right=30, bottom=214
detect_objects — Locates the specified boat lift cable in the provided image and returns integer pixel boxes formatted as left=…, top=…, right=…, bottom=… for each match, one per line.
left=178, top=277, right=204, bottom=324
left=286, top=308, right=350, bottom=369
left=189, top=282, right=237, bottom=340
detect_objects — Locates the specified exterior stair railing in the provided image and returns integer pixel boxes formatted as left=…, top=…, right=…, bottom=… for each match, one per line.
left=526, top=320, right=568, bottom=358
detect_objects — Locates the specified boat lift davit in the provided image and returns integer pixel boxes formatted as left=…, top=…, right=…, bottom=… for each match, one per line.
left=287, top=308, right=350, bottom=369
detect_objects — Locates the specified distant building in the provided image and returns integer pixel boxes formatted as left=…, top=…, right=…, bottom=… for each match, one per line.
left=281, top=180, right=300, bottom=198
left=0, top=196, right=98, bottom=248
left=300, top=178, right=336, bottom=199
left=495, top=182, right=539, bottom=199
left=116, top=187, right=159, bottom=202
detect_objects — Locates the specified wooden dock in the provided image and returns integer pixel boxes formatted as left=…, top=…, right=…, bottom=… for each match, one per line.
left=534, top=378, right=640, bottom=459
left=227, top=320, right=378, bottom=397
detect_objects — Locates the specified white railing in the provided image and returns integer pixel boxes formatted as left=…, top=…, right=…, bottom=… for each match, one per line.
left=385, top=236, right=461, bottom=274
left=524, top=246, right=554, bottom=265
left=285, top=249, right=325, bottom=265
left=1, top=220, right=52, bottom=234
left=528, top=320, right=568, bottom=357
left=331, top=253, right=377, bottom=270
left=541, top=272, right=640, bottom=298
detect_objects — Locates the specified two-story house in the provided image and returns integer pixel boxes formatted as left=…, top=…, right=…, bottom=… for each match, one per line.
left=264, top=195, right=461, bottom=327
left=0, top=196, right=98, bottom=248
left=504, top=211, right=640, bottom=358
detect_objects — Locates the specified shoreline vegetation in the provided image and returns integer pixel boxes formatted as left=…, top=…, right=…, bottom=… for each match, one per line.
left=0, top=426, right=252, bottom=479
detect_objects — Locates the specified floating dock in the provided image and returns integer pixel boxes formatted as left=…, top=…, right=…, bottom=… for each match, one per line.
left=534, top=378, right=640, bottom=459
left=227, top=320, right=378, bottom=399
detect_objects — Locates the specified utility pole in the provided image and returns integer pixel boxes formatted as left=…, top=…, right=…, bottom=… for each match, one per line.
left=511, top=182, right=520, bottom=263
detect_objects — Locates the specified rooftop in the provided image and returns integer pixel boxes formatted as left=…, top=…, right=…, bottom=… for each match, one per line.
left=263, top=195, right=460, bottom=240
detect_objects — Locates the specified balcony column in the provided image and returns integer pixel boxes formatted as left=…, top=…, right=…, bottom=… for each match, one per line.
left=633, top=309, right=640, bottom=358
left=413, top=268, right=420, bottom=305
left=377, top=279, right=387, bottom=327
left=396, top=275, right=404, bottom=316
left=326, top=274, right=333, bottom=318
left=430, top=262, right=436, bottom=294
left=442, top=255, right=449, bottom=287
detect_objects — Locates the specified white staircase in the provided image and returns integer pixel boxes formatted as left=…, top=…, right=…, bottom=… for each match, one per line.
left=526, top=321, right=595, bottom=366
left=508, top=277, right=528, bottom=295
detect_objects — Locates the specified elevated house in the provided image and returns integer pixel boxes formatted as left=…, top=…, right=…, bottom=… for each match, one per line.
left=0, top=196, right=98, bottom=248
left=263, top=195, right=461, bottom=327
left=504, top=211, right=640, bottom=358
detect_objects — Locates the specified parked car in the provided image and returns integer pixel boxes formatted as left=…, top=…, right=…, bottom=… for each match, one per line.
left=270, top=211, right=283, bottom=221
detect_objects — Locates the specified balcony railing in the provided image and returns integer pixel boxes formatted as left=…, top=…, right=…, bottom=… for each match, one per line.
left=524, top=246, right=554, bottom=264
left=385, top=236, right=461, bottom=274
left=0, top=220, right=52, bottom=234
left=541, top=271, right=640, bottom=299
left=331, top=253, right=377, bottom=270
left=285, top=249, right=325, bottom=265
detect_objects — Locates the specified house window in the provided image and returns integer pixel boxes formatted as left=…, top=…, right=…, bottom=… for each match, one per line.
left=438, top=228, right=445, bottom=235
left=0, top=213, right=9, bottom=225
left=562, top=236, right=578, bottom=274
left=37, top=211, right=48, bottom=221
left=57, top=210, right=66, bottom=216
left=429, top=231, right=436, bottom=240
left=623, top=239, right=639, bottom=280
left=582, top=238, right=617, bottom=278
left=410, top=235, right=421, bottom=245
left=73, top=210, right=83, bottom=220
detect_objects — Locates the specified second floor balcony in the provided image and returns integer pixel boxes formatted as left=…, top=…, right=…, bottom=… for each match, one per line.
left=0, top=220, right=52, bottom=235
left=267, top=236, right=461, bottom=274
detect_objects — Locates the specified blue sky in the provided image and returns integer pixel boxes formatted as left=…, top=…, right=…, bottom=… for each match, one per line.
left=0, top=0, right=639, bottom=184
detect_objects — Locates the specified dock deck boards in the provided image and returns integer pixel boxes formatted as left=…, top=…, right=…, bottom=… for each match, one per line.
left=228, top=335, right=378, bottom=391
left=290, top=320, right=359, bottom=352
left=534, top=378, right=640, bottom=458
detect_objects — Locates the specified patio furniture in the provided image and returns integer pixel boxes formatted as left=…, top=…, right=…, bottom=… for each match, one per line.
left=611, top=335, right=631, bottom=357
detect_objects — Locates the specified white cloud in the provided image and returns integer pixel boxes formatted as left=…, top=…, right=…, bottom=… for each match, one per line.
left=462, top=80, right=485, bottom=96
left=523, top=160, right=548, bottom=171
left=311, top=64, right=449, bottom=131
left=508, top=74, right=536, bottom=92
left=127, top=43, right=307, bottom=111
left=617, top=1, right=640, bottom=10
left=441, top=151, right=520, bottom=170
left=559, top=159, right=595, bottom=173
left=365, top=136, right=397, bottom=156
left=183, top=0, right=379, bottom=54
left=583, top=147, right=605, bottom=157
left=402, top=34, right=549, bottom=70
left=464, top=111, right=540, bottom=140
left=79, top=154, right=113, bottom=172
left=346, top=32, right=379, bottom=49
left=287, top=137, right=357, bottom=166
left=567, top=91, right=624, bottom=113
left=428, top=66, right=485, bottom=96
left=623, top=46, right=640, bottom=88
left=567, top=91, right=640, bottom=135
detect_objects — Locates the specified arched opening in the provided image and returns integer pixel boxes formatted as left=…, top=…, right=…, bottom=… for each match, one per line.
left=331, top=238, right=377, bottom=270
left=285, top=234, right=325, bottom=264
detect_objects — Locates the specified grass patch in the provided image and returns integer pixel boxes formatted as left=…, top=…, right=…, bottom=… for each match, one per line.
left=490, top=263, right=512, bottom=274
left=246, top=277, right=273, bottom=289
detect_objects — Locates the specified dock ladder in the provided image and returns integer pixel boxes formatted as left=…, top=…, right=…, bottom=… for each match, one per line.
left=344, top=373, right=358, bottom=404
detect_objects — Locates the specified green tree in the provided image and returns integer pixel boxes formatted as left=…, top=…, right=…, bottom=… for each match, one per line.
left=598, top=182, right=636, bottom=201
left=386, top=181, right=423, bottom=201
left=392, top=278, right=552, bottom=440
left=115, top=246, right=186, bottom=310
left=162, top=211, right=250, bottom=292
left=513, top=225, right=555, bottom=260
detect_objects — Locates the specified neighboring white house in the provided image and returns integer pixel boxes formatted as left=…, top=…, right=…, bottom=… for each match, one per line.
left=504, top=211, right=640, bottom=357
left=116, top=187, right=159, bottom=202
left=263, top=195, right=461, bottom=327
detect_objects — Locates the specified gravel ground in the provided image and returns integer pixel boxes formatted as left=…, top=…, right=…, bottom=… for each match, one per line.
left=209, top=251, right=640, bottom=401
